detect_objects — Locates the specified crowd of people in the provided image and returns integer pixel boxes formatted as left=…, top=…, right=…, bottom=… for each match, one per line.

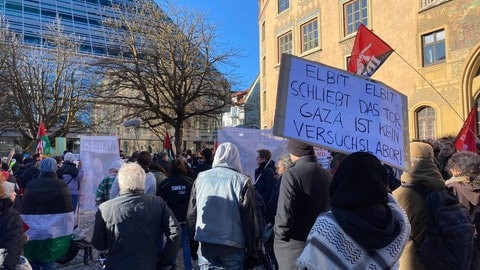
left=1, top=136, right=479, bottom=270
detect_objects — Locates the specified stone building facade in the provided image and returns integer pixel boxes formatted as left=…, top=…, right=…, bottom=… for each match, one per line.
left=259, top=0, right=480, bottom=140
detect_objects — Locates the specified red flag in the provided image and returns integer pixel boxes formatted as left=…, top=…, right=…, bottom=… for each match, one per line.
left=348, top=24, right=393, bottom=77
left=214, top=140, right=218, bottom=153
left=163, top=132, right=174, bottom=160
left=454, top=103, right=478, bottom=153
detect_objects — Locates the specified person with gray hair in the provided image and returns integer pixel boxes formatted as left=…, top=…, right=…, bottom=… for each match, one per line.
left=445, top=151, right=480, bottom=266
left=445, top=151, right=480, bottom=186
left=92, top=162, right=181, bottom=270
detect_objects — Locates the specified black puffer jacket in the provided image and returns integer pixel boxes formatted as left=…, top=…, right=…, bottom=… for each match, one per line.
left=254, top=160, right=277, bottom=205
left=0, top=198, right=23, bottom=270
left=21, top=172, right=73, bottom=214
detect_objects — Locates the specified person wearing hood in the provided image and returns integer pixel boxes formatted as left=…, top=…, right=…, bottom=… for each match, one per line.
left=296, top=152, right=411, bottom=269
left=274, top=140, right=332, bottom=270
left=393, top=141, right=446, bottom=269
left=0, top=181, right=24, bottom=270
left=186, top=142, right=259, bottom=270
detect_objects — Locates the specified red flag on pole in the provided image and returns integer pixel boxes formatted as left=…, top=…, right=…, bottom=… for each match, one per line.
left=454, top=103, right=478, bottom=153
left=163, top=132, right=174, bottom=160
left=348, top=23, right=393, bottom=77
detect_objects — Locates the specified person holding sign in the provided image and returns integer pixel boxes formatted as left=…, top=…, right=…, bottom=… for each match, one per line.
left=273, top=140, right=332, bottom=270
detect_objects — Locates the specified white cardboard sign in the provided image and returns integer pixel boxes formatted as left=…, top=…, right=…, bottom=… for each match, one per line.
left=273, top=54, right=409, bottom=169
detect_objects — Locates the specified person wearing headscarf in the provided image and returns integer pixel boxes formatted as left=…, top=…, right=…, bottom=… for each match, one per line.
left=0, top=181, right=24, bottom=270
left=297, top=152, right=410, bottom=269
left=274, top=140, right=332, bottom=270
left=21, top=157, right=73, bottom=270
left=186, top=142, right=259, bottom=270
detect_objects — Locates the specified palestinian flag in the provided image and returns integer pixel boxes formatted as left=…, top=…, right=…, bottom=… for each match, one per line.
left=22, top=212, right=74, bottom=262
left=36, top=122, right=51, bottom=155
left=164, top=132, right=174, bottom=160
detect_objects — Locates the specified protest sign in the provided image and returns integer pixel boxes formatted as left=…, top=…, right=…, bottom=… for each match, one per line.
left=79, top=136, right=120, bottom=210
left=218, top=127, right=288, bottom=179
left=273, top=54, right=409, bottom=169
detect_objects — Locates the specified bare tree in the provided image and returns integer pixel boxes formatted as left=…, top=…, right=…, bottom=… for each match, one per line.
left=0, top=18, right=100, bottom=151
left=94, top=0, right=238, bottom=153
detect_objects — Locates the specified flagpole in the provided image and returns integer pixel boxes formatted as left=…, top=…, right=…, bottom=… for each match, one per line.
left=392, top=51, right=464, bottom=122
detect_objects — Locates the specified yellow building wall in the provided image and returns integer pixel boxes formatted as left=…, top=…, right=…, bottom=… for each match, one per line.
left=259, top=0, right=480, bottom=141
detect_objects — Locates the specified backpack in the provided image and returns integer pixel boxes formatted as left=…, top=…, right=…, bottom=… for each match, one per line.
left=403, top=183, right=475, bottom=270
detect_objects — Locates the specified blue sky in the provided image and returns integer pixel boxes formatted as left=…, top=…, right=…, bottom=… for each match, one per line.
left=172, top=1, right=259, bottom=91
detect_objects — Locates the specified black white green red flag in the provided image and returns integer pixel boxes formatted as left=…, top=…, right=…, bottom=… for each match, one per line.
left=348, top=23, right=393, bottom=77
left=163, top=132, right=174, bottom=160
left=35, top=122, right=51, bottom=155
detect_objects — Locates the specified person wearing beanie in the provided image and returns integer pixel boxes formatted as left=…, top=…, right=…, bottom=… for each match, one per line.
left=296, top=152, right=411, bottom=269
left=393, top=141, right=446, bottom=270
left=21, top=157, right=74, bottom=270
left=95, top=160, right=123, bottom=206
left=57, top=152, right=83, bottom=212
left=0, top=181, right=25, bottom=270
left=273, top=139, right=332, bottom=270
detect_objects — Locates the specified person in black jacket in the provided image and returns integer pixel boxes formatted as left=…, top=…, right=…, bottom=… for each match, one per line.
left=92, top=162, right=180, bottom=270
left=0, top=181, right=24, bottom=270
left=274, top=140, right=332, bottom=270
left=157, top=158, right=194, bottom=269
left=57, top=152, right=83, bottom=212
left=254, top=149, right=277, bottom=205
left=21, top=157, right=74, bottom=270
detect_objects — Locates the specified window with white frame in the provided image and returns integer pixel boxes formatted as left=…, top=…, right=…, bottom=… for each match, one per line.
left=278, top=31, right=292, bottom=62
left=417, top=106, right=436, bottom=140
left=278, top=0, right=289, bottom=13
left=343, top=0, right=368, bottom=36
left=422, top=29, right=445, bottom=66
left=301, top=18, right=318, bottom=53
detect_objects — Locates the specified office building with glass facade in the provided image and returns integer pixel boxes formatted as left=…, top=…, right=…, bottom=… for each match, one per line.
left=0, top=0, right=131, bottom=55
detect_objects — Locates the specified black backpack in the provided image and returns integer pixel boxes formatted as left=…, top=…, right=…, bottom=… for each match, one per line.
left=403, top=183, right=475, bottom=270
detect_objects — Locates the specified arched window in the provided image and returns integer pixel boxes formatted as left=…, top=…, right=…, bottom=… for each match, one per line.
left=417, top=106, right=436, bottom=140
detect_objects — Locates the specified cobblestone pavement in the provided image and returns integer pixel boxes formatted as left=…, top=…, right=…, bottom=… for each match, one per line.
left=55, top=209, right=187, bottom=270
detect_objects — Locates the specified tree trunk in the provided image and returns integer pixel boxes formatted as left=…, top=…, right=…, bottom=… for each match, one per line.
left=173, top=124, right=184, bottom=156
